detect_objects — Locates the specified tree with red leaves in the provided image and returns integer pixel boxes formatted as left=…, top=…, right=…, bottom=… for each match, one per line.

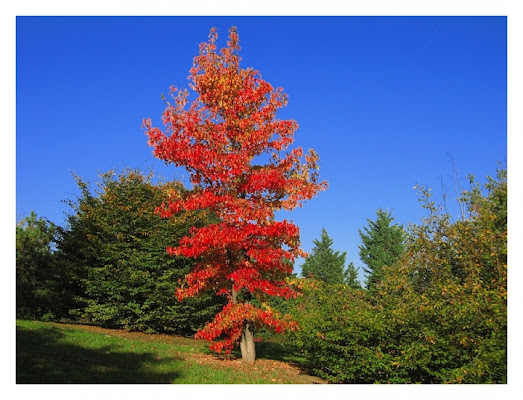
left=143, top=26, right=327, bottom=362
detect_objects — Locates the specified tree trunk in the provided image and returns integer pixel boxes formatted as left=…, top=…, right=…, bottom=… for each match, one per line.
left=240, top=322, right=256, bottom=362
left=229, top=245, right=256, bottom=363
left=231, top=285, right=256, bottom=363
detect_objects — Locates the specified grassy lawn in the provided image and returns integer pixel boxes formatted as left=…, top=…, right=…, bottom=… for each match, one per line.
left=16, top=319, right=323, bottom=384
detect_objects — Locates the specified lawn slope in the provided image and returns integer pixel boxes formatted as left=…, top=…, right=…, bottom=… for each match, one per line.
left=16, top=320, right=324, bottom=384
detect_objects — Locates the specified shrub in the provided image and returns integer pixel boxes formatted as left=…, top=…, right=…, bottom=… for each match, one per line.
left=287, top=280, right=394, bottom=383
left=287, top=168, right=506, bottom=383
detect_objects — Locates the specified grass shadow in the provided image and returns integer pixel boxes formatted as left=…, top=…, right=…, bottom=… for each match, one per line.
left=16, top=323, right=183, bottom=384
left=256, top=340, right=320, bottom=378
left=256, top=340, right=302, bottom=362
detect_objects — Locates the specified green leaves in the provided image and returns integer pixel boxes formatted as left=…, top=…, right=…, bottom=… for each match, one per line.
left=287, top=168, right=506, bottom=384
left=55, top=169, right=225, bottom=334
left=288, top=280, right=388, bottom=383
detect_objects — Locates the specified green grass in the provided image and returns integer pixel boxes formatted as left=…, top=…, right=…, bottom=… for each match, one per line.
left=16, top=319, right=320, bottom=384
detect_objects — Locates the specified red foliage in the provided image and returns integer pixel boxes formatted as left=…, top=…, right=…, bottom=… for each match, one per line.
left=144, top=27, right=326, bottom=353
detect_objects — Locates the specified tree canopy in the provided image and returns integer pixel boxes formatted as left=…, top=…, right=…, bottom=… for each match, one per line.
left=358, top=209, right=405, bottom=290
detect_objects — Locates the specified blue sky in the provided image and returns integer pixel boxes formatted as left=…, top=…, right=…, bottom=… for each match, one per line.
left=16, top=16, right=507, bottom=280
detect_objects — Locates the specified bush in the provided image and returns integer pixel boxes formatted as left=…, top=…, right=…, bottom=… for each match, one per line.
left=287, top=168, right=506, bottom=383
left=288, top=280, right=401, bottom=383
left=376, top=168, right=507, bottom=383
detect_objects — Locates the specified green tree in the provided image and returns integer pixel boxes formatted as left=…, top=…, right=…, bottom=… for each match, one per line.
left=16, top=211, right=58, bottom=319
left=301, top=228, right=355, bottom=286
left=55, top=169, right=225, bottom=334
left=358, top=209, right=405, bottom=290
left=345, top=262, right=362, bottom=289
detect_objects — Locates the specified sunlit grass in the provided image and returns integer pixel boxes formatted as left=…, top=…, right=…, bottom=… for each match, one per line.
left=16, top=320, right=318, bottom=384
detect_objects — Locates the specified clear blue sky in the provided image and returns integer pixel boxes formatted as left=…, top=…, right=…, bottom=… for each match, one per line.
left=16, top=16, right=507, bottom=280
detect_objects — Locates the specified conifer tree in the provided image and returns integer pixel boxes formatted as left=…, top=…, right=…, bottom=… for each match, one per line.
left=16, top=212, right=58, bottom=318
left=344, top=261, right=362, bottom=289
left=301, top=228, right=352, bottom=285
left=54, top=169, right=224, bottom=333
left=358, top=209, right=405, bottom=290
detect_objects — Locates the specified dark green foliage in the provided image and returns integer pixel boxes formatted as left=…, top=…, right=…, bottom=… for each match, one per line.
left=288, top=169, right=506, bottom=383
left=301, top=228, right=357, bottom=286
left=288, top=280, right=389, bottom=383
left=55, top=169, right=225, bottom=334
left=358, top=209, right=405, bottom=290
left=344, top=262, right=361, bottom=289
left=16, top=211, right=60, bottom=319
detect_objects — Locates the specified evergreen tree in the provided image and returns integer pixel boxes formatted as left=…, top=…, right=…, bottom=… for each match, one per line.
left=16, top=211, right=59, bottom=319
left=301, top=228, right=353, bottom=285
left=358, top=209, right=405, bottom=290
left=54, top=169, right=225, bottom=334
left=344, top=262, right=362, bottom=289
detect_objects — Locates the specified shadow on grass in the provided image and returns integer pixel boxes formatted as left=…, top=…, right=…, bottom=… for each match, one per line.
left=257, top=340, right=320, bottom=377
left=16, top=324, right=182, bottom=384
left=255, top=340, right=303, bottom=363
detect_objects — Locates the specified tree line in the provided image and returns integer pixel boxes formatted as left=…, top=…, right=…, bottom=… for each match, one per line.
left=16, top=166, right=507, bottom=383
left=300, top=208, right=405, bottom=291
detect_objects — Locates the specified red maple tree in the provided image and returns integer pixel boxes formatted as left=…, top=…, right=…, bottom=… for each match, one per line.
left=143, top=27, right=327, bottom=362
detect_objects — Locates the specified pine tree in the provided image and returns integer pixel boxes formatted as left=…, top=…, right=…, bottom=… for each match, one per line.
left=16, top=211, right=58, bottom=319
left=358, top=209, right=405, bottom=290
left=344, top=261, right=362, bottom=289
left=301, top=228, right=352, bottom=285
